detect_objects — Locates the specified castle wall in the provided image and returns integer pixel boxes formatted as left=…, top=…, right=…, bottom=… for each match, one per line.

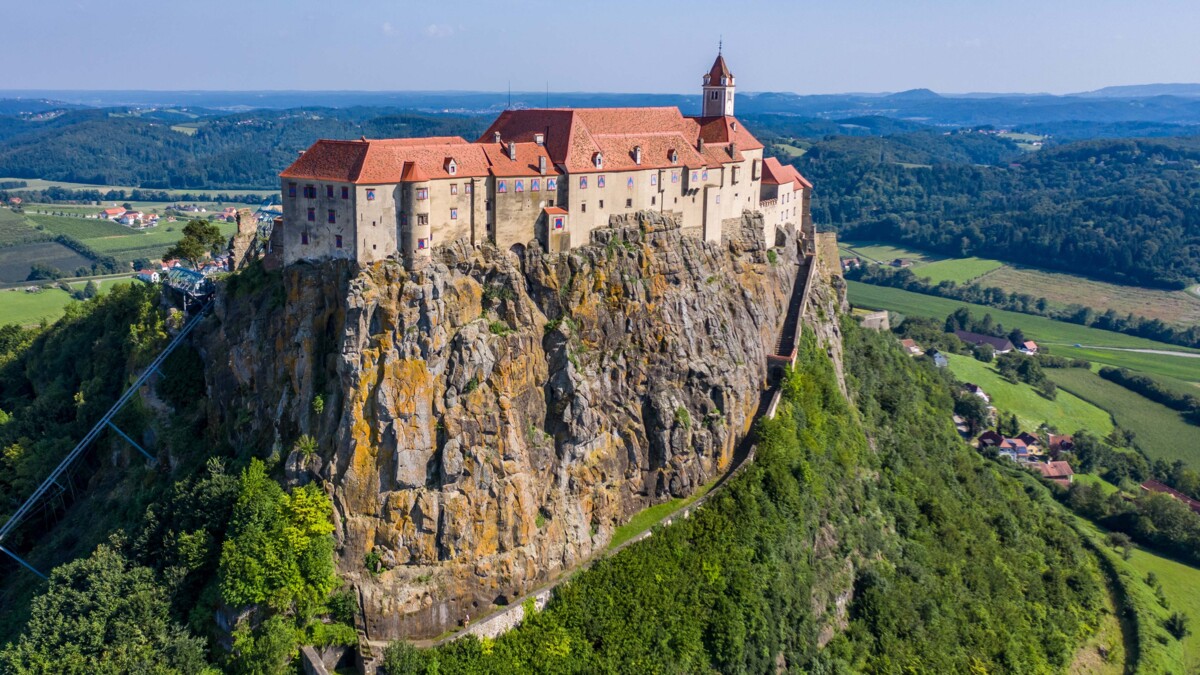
left=354, top=183, right=398, bottom=264
left=490, top=175, right=557, bottom=252
left=281, top=179, right=360, bottom=265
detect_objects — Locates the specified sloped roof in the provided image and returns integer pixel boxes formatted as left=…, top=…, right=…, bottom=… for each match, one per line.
left=479, top=142, right=560, bottom=177
left=706, top=54, right=732, bottom=84
left=281, top=137, right=489, bottom=184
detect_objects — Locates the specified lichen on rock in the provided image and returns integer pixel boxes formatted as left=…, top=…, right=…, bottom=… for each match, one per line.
left=199, top=211, right=801, bottom=639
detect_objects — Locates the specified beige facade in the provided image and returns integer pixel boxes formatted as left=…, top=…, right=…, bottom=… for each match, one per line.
left=277, top=53, right=810, bottom=267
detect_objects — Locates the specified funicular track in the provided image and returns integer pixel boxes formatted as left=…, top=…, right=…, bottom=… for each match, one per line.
left=0, top=300, right=212, bottom=578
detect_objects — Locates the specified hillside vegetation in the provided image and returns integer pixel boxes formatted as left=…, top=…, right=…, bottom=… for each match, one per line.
left=799, top=134, right=1200, bottom=288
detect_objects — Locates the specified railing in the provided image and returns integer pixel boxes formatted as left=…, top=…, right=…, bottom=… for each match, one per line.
left=0, top=301, right=212, bottom=578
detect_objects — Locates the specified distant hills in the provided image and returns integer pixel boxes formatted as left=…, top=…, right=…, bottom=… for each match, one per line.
left=1073, top=83, right=1200, bottom=98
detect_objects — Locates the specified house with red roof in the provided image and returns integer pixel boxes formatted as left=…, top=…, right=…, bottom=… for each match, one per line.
left=276, top=52, right=811, bottom=267
left=1032, top=461, right=1074, bottom=487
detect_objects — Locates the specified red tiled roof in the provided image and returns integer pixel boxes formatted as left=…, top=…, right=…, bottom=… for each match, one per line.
left=706, top=54, right=732, bottom=84
left=281, top=137, right=489, bottom=184
left=479, top=142, right=561, bottom=177
left=762, top=157, right=812, bottom=189
left=690, top=116, right=764, bottom=151
left=1033, top=461, right=1074, bottom=480
left=1141, top=480, right=1200, bottom=513
left=543, top=206, right=568, bottom=215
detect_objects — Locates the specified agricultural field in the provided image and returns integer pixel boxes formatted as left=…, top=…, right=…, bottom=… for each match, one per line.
left=1126, top=547, right=1200, bottom=674
left=916, top=256, right=1005, bottom=284
left=0, top=208, right=47, bottom=246
left=847, top=281, right=1200, bottom=381
left=838, top=240, right=940, bottom=265
left=0, top=177, right=276, bottom=199
left=0, top=242, right=93, bottom=284
left=983, top=265, right=1200, bottom=328
left=1048, top=367, right=1199, bottom=467
left=945, top=353, right=1114, bottom=436
left=24, top=213, right=237, bottom=266
left=0, top=278, right=133, bottom=326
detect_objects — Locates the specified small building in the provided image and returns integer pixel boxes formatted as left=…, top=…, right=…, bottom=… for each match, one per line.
left=1020, top=340, right=1039, bottom=355
left=964, top=383, right=990, bottom=402
left=102, top=207, right=126, bottom=219
left=891, top=258, right=913, bottom=268
left=978, top=430, right=1005, bottom=448
left=840, top=257, right=861, bottom=272
left=1016, top=431, right=1040, bottom=447
left=1048, top=434, right=1074, bottom=454
left=899, top=338, right=923, bottom=356
left=1140, top=480, right=1200, bottom=514
left=931, top=350, right=949, bottom=368
left=1032, top=461, right=1075, bottom=487
left=954, top=330, right=1015, bottom=354
left=8, top=197, right=21, bottom=205
left=136, top=269, right=161, bottom=283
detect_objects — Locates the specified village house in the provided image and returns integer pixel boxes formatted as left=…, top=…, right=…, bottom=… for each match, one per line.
left=101, top=207, right=126, bottom=220
left=1048, top=434, right=1074, bottom=454
left=275, top=52, right=813, bottom=267
left=964, top=383, right=991, bottom=402
left=136, top=269, right=161, bottom=284
left=931, top=350, right=950, bottom=368
left=1020, top=340, right=1038, bottom=355
left=840, top=257, right=861, bottom=272
left=899, top=338, right=923, bottom=356
left=1032, top=461, right=1075, bottom=487
left=954, top=330, right=1015, bottom=354
left=1140, top=480, right=1200, bottom=514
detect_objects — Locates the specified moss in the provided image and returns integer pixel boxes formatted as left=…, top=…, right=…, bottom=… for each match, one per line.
left=674, top=406, right=691, bottom=429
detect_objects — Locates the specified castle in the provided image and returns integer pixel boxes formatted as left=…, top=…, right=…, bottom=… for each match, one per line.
left=276, top=52, right=812, bottom=266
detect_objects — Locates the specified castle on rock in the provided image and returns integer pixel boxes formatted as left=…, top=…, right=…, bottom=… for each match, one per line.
left=277, top=52, right=811, bottom=266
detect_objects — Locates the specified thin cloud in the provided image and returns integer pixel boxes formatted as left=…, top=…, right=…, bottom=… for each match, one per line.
left=424, top=23, right=455, bottom=38
left=381, top=22, right=395, bottom=36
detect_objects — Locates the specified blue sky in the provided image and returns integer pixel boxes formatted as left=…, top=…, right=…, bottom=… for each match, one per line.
left=4, top=0, right=1199, bottom=94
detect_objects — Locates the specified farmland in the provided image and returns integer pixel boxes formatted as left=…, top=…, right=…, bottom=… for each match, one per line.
left=945, top=353, right=1114, bottom=435
left=983, top=264, right=1200, bottom=328
left=839, top=240, right=937, bottom=265
left=0, top=208, right=47, bottom=247
left=1048, top=367, right=1199, bottom=467
left=0, top=242, right=93, bottom=284
left=23, top=213, right=237, bottom=267
left=916, top=256, right=1005, bottom=284
left=847, top=281, right=1200, bottom=381
left=0, top=177, right=275, bottom=199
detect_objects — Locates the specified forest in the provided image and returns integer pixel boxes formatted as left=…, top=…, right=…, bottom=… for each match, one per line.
left=797, top=134, right=1200, bottom=288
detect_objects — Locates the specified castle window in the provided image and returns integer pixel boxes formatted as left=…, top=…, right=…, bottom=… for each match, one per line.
left=417, top=214, right=429, bottom=226
left=326, top=185, right=334, bottom=198
left=531, top=178, right=541, bottom=192
left=301, top=231, right=309, bottom=244
left=626, top=177, right=634, bottom=190
left=651, top=196, right=656, bottom=205
left=307, top=208, right=315, bottom=222
left=465, top=183, right=472, bottom=194
left=553, top=216, right=564, bottom=230
left=416, top=188, right=429, bottom=200
left=447, top=158, right=458, bottom=175
left=535, top=133, right=544, bottom=146
left=716, top=195, right=721, bottom=204
left=341, top=186, right=349, bottom=199
left=599, top=200, right=604, bottom=209
left=597, top=175, right=606, bottom=189
left=417, top=238, right=428, bottom=250
left=625, top=198, right=632, bottom=208
left=450, top=208, right=458, bottom=220
left=515, top=180, right=525, bottom=193
left=335, top=234, right=343, bottom=248
left=304, top=185, right=316, bottom=198
left=547, top=177, right=557, bottom=190
left=581, top=203, right=587, bottom=212
left=710, top=91, right=719, bottom=100
left=579, top=177, right=587, bottom=190
left=367, top=188, right=377, bottom=201
left=650, top=174, right=658, bottom=186
left=328, top=209, right=336, bottom=223
left=451, top=183, right=458, bottom=195
left=288, top=183, right=297, bottom=197
left=669, top=149, right=678, bottom=164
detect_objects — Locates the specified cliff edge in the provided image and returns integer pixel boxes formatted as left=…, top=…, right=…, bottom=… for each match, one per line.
left=198, top=211, right=802, bottom=639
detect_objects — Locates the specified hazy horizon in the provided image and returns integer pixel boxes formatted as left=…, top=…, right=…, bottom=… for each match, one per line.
left=4, top=0, right=1200, bottom=96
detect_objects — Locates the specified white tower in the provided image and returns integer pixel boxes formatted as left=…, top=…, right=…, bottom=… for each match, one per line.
left=702, top=49, right=735, bottom=117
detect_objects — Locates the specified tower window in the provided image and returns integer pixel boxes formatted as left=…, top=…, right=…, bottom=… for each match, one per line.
left=341, top=186, right=349, bottom=199
left=326, top=185, right=334, bottom=198
left=327, top=209, right=336, bottom=223
left=417, top=214, right=429, bottom=225
left=581, top=203, right=587, bottom=212
left=367, top=188, right=377, bottom=201
left=625, top=198, right=632, bottom=208
left=416, top=188, right=429, bottom=200
left=307, top=208, right=315, bottom=222
left=711, top=91, right=719, bottom=100
left=335, top=234, right=343, bottom=248
left=599, top=200, right=604, bottom=209
left=304, top=185, right=316, bottom=198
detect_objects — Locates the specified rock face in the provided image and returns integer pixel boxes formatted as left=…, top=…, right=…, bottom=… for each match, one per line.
left=198, top=211, right=800, bottom=639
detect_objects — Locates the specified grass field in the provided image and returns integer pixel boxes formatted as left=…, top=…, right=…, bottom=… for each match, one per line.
left=847, top=282, right=1200, bottom=381
left=1073, top=473, right=1121, bottom=496
left=0, top=278, right=133, bottom=326
left=1126, top=547, right=1200, bottom=673
left=916, top=256, right=1005, bottom=284
left=983, top=265, right=1200, bottom=328
left=1048, top=368, right=1199, bottom=467
left=839, top=240, right=940, bottom=265
left=945, top=354, right=1114, bottom=435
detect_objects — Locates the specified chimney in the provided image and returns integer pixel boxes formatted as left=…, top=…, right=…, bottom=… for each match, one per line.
left=493, top=131, right=502, bottom=143
left=729, top=142, right=737, bottom=157
left=633, top=146, right=642, bottom=165
left=538, top=156, right=547, bottom=175
left=697, top=138, right=705, bottom=153
left=534, top=133, right=545, bottom=146
left=507, top=142, right=517, bottom=161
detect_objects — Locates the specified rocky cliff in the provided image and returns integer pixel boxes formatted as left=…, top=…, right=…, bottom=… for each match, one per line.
left=198, top=212, right=802, bottom=639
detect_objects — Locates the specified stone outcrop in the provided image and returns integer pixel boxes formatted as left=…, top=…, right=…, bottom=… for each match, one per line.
left=197, top=211, right=801, bottom=639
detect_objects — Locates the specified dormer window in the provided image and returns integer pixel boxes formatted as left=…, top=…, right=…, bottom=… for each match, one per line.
left=721, top=77, right=728, bottom=85
left=668, top=149, right=678, bottom=164
left=534, top=133, right=544, bottom=146
left=593, top=152, right=603, bottom=169
left=633, top=146, right=642, bottom=165
left=446, top=158, right=458, bottom=175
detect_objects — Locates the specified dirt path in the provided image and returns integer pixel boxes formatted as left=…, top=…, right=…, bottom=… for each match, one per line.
left=1068, top=345, right=1200, bottom=359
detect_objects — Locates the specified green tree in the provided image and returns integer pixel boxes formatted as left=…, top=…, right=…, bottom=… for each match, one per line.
left=165, top=219, right=225, bottom=269
left=971, top=343, right=994, bottom=363
left=82, top=280, right=99, bottom=299
left=0, top=542, right=210, bottom=674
